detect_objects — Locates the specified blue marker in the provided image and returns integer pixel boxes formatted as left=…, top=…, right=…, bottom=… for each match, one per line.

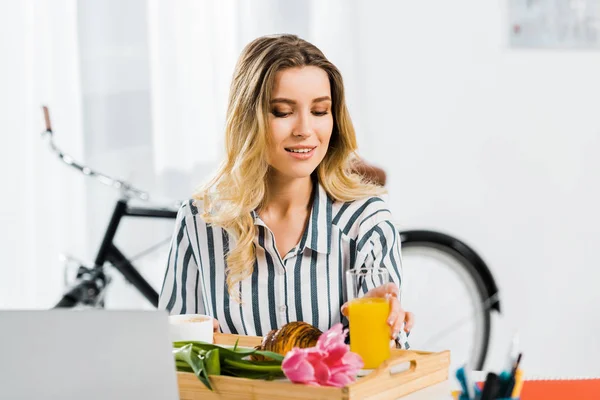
left=456, top=366, right=471, bottom=400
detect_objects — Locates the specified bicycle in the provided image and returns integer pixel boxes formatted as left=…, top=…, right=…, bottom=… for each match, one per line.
left=42, top=106, right=501, bottom=371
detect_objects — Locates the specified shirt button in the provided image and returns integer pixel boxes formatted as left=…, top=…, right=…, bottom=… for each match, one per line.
left=279, top=305, right=287, bottom=312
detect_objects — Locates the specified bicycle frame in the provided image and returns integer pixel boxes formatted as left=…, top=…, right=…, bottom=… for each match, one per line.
left=94, top=199, right=177, bottom=307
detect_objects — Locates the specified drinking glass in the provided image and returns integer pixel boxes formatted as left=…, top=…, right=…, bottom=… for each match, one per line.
left=346, top=268, right=391, bottom=369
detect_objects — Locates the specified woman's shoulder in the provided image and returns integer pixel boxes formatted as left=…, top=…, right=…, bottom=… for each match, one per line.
left=331, top=194, right=394, bottom=240
left=175, top=198, right=207, bottom=223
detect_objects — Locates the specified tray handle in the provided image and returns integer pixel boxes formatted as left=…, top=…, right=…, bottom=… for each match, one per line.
left=360, top=352, right=419, bottom=383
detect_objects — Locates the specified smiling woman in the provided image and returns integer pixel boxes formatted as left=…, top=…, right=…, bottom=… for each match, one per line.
left=158, top=34, right=414, bottom=346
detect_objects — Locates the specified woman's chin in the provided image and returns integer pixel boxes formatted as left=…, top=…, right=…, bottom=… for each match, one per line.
left=269, top=165, right=319, bottom=180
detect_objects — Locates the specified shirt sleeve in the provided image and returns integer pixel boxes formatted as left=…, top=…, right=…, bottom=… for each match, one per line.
left=158, top=202, right=205, bottom=315
left=353, top=220, right=403, bottom=291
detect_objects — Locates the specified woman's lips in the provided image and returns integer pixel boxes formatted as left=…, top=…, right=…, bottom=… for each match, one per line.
left=285, top=147, right=316, bottom=160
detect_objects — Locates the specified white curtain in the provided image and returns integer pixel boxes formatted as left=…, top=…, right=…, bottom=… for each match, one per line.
left=147, top=0, right=237, bottom=183
left=0, top=0, right=86, bottom=308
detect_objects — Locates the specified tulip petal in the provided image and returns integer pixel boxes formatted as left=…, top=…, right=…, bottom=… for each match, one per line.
left=328, top=372, right=354, bottom=387
left=282, top=348, right=305, bottom=370
left=342, top=351, right=364, bottom=371
left=323, top=343, right=349, bottom=364
left=317, top=323, right=345, bottom=350
left=283, top=349, right=317, bottom=384
left=311, top=359, right=331, bottom=385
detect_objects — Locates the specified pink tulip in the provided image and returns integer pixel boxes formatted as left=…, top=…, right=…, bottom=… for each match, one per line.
left=282, top=323, right=364, bottom=387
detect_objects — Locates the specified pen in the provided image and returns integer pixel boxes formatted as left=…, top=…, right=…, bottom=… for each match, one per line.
left=479, top=372, right=499, bottom=400
left=455, top=367, right=471, bottom=400
left=511, top=353, right=523, bottom=375
left=511, top=368, right=524, bottom=398
left=500, top=352, right=523, bottom=397
left=496, top=370, right=508, bottom=396
left=500, top=374, right=516, bottom=398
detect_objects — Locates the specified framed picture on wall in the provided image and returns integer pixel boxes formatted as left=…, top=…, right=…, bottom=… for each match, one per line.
left=509, top=0, right=600, bottom=49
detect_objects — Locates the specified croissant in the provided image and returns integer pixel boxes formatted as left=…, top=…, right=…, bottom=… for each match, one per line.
left=251, top=321, right=322, bottom=361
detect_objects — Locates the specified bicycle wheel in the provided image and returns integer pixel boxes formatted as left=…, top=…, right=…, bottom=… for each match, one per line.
left=399, top=230, right=500, bottom=371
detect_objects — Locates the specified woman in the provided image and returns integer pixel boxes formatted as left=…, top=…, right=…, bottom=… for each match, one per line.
left=159, top=34, right=413, bottom=346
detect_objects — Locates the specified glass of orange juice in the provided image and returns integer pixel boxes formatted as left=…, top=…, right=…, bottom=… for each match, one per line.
left=346, top=268, right=391, bottom=369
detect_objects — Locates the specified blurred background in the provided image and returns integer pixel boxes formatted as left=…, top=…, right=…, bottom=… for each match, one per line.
left=1, top=0, right=599, bottom=379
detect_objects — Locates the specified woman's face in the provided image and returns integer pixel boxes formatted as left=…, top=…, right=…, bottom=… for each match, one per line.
left=266, top=66, right=334, bottom=180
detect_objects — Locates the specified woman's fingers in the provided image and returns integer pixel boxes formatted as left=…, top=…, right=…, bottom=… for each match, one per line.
left=213, top=318, right=220, bottom=333
left=404, top=311, right=415, bottom=333
left=387, top=296, right=405, bottom=338
left=340, top=302, right=349, bottom=317
left=365, top=282, right=399, bottom=299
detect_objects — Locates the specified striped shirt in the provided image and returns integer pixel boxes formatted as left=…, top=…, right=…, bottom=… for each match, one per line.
left=159, top=181, right=405, bottom=342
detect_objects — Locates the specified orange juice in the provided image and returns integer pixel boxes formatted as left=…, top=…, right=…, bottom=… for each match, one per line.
left=348, top=297, right=391, bottom=368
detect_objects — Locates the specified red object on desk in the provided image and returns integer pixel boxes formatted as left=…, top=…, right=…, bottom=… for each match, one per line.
left=476, top=378, right=600, bottom=399
left=519, top=379, right=600, bottom=400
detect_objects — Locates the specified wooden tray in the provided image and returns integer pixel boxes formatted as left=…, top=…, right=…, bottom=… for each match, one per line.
left=177, top=333, right=450, bottom=400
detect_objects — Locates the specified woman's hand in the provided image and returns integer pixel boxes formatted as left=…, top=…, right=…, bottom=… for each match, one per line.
left=213, top=318, right=220, bottom=333
left=341, top=282, right=414, bottom=339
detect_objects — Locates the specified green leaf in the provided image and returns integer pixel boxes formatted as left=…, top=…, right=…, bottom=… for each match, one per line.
left=173, top=344, right=213, bottom=391
left=251, top=350, right=285, bottom=362
left=175, top=360, right=193, bottom=373
left=196, top=355, right=212, bottom=390
left=204, top=349, right=221, bottom=376
left=172, top=340, right=284, bottom=386
left=221, top=367, right=282, bottom=380
left=174, top=341, right=261, bottom=359
left=223, top=358, right=284, bottom=373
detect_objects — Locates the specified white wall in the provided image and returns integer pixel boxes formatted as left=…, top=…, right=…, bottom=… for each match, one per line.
left=327, top=0, right=599, bottom=377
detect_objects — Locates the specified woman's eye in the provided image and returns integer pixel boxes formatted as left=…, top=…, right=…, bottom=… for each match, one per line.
left=312, top=110, right=329, bottom=116
left=272, top=110, right=291, bottom=118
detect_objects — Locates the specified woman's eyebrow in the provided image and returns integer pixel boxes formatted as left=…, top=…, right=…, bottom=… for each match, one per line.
left=270, top=96, right=332, bottom=105
left=312, top=96, right=331, bottom=103
left=270, top=98, right=296, bottom=105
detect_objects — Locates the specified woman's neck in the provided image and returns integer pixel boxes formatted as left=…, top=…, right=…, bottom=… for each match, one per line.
left=261, top=173, right=313, bottom=218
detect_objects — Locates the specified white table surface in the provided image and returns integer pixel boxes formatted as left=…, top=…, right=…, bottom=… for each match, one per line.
left=402, top=371, right=487, bottom=400
left=401, top=379, right=455, bottom=400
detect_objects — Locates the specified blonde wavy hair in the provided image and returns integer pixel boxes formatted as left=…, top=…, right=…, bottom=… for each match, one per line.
left=194, top=34, right=385, bottom=301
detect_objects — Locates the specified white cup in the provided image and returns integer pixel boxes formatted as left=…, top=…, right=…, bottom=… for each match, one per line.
left=168, top=314, right=214, bottom=343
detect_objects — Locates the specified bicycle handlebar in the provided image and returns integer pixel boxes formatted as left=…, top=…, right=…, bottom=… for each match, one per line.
left=41, top=106, right=150, bottom=201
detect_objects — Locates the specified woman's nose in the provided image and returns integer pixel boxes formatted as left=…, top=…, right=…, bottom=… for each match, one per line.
left=292, top=112, right=314, bottom=138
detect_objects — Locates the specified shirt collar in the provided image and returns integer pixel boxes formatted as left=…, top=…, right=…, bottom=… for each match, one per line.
left=252, top=180, right=333, bottom=255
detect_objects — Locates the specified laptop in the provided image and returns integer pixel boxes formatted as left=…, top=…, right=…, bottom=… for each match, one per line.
left=0, top=310, right=179, bottom=400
